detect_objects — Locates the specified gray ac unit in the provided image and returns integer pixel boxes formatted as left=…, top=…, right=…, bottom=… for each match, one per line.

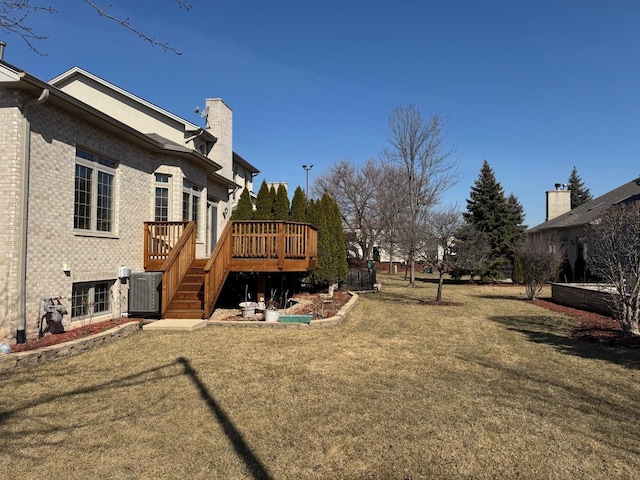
left=129, top=271, right=162, bottom=316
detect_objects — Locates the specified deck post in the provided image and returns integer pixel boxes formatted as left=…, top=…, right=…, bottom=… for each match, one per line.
left=257, top=275, right=266, bottom=305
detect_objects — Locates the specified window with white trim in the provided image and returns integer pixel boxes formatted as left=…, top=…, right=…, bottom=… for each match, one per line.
left=183, top=180, right=201, bottom=237
left=154, top=173, right=171, bottom=221
left=74, top=148, right=117, bottom=233
left=71, top=281, right=113, bottom=319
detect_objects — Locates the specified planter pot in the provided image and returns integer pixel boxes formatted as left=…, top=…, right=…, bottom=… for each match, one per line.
left=264, top=310, right=280, bottom=323
left=279, top=314, right=313, bottom=324
left=239, top=302, right=257, bottom=318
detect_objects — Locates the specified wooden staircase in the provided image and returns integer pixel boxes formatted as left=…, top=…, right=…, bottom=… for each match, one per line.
left=164, top=259, right=207, bottom=319
left=144, top=220, right=318, bottom=320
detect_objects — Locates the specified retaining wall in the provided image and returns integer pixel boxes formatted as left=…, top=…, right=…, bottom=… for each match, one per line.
left=551, top=283, right=615, bottom=317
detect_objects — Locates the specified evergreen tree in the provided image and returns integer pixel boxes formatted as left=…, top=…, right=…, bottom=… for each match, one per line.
left=290, top=186, right=307, bottom=222
left=505, top=193, right=527, bottom=259
left=269, top=185, right=277, bottom=219
left=311, top=194, right=348, bottom=286
left=230, top=188, right=254, bottom=220
left=464, top=160, right=525, bottom=279
left=567, top=166, right=592, bottom=208
left=254, top=180, right=274, bottom=220
left=273, top=184, right=290, bottom=220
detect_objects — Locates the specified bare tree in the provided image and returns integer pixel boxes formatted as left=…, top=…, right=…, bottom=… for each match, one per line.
left=375, top=162, right=408, bottom=273
left=588, top=201, right=640, bottom=335
left=314, top=158, right=382, bottom=261
left=381, top=105, right=459, bottom=286
left=1, top=0, right=190, bottom=54
left=426, top=207, right=463, bottom=301
left=517, top=233, right=566, bottom=300
left=450, top=224, right=491, bottom=281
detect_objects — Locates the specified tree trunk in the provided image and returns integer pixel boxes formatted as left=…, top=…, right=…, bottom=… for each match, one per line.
left=436, top=271, right=444, bottom=301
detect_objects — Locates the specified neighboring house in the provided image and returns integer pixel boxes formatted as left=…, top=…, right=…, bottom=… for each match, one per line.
left=0, top=60, right=258, bottom=343
left=528, top=178, right=640, bottom=280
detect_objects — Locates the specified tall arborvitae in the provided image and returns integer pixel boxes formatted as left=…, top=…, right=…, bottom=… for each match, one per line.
left=273, top=184, right=291, bottom=221
left=254, top=180, right=273, bottom=220
left=567, top=166, right=592, bottom=209
left=269, top=185, right=277, bottom=219
left=290, top=186, right=308, bottom=222
left=464, top=160, right=524, bottom=279
left=230, top=188, right=254, bottom=220
left=310, top=194, right=348, bottom=286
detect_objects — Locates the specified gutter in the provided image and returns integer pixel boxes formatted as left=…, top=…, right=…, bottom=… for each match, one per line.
left=16, top=88, right=50, bottom=343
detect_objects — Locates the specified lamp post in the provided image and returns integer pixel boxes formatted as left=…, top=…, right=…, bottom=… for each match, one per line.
left=302, top=164, right=313, bottom=199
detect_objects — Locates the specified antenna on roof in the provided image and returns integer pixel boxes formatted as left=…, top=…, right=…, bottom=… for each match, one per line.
left=194, top=105, right=210, bottom=128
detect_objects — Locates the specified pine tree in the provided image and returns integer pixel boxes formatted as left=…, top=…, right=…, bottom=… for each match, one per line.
left=464, top=160, right=525, bottom=279
left=254, top=180, right=274, bottom=220
left=273, top=184, right=290, bottom=220
left=505, top=193, right=527, bottom=259
left=230, top=188, right=254, bottom=220
left=567, top=166, right=592, bottom=208
left=290, top=186, right=308, bottom=222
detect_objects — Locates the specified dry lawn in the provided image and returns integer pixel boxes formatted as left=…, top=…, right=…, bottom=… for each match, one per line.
left=1, top=275, right=640, bottom=479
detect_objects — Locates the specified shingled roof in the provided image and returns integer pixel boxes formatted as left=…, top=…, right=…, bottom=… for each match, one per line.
left=529, top=177, right=640, bottom=232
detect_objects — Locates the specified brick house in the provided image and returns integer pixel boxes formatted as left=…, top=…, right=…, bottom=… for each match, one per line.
left=0, top=60, right=258, bottom=344
left=528, top=178, right=640, bottom=281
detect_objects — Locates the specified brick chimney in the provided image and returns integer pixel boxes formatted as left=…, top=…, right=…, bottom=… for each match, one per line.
left=205, top=98, right=233, bottom=179
left=546, top=183, right=571, bottom=221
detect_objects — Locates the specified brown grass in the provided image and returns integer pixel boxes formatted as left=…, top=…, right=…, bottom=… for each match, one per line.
left=1, top=275, right=640, bottom=479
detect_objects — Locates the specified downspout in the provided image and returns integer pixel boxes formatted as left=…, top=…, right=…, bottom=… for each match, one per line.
left=16, top=88, right=50, bottom=343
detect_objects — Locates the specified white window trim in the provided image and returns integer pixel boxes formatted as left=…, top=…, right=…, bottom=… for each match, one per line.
left=74, top=148, right=118, bottom=236
left=154, top=173, right=172, bottom=222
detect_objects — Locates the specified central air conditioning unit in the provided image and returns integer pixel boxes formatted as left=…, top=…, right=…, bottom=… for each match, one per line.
left=129, top=271, right=162, bottom=317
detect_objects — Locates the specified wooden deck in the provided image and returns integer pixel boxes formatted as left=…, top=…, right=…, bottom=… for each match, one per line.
left=143, top=221, right=318, bottom=318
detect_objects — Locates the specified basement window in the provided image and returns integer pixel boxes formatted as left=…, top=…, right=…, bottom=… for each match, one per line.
left=71, top=281, right=113, bottom=319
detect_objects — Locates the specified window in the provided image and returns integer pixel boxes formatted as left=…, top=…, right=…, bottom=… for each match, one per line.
left=155, top=174, right=171, bottom=221
left=183, top=180, right=201, bottom=236
left=74, top=148, right=117, bottom=233
left=71, top=281, right=113, bottom=319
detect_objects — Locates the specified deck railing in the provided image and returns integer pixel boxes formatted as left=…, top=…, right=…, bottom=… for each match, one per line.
left=203, top=221, right=234, bottom=318
left=144, top=221, right=191, bottom=271
left=143, top=221, right=196, bottom=316
left=144, top=220, right=318, bottom=318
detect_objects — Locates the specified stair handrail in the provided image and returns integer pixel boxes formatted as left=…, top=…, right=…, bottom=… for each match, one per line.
left=203, top=220, right=234, bottom=318
left=160, top=221, right=196, bottom=316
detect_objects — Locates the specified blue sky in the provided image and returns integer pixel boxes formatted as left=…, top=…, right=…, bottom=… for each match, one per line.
left=5, top=0, right=640, bottom=226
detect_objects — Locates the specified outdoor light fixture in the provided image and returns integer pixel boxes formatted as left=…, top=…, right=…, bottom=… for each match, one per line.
left=302, top=164, right=313, bottom=198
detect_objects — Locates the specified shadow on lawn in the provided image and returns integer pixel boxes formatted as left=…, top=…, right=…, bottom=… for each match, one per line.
left=0, top=358, right=273, bottom=480
left=490, top=315, right=640, bottom=370
left=177, top=357, right=274, bottom=480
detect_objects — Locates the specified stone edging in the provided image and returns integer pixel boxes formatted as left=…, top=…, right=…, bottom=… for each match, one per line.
left=0, top=293, right=361, bottom=369
left=0, top=322, right=141, bottom=371
left=207, top=292, right=359, bottom=328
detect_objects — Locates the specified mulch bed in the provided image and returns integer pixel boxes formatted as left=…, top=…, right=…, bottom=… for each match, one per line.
left=9, top=317, right=141, bottom=353
left=220, top=291, right=351, bottom=321
left=418, top=300, right=463, bottom=306
left=532, top=299, right=640, bottom=348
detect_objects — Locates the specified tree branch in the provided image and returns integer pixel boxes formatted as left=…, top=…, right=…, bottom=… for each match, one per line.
left=82, top=0, right=190, bottom=55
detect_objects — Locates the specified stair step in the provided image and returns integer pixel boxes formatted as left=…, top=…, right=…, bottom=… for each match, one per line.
left=173, top=291, right=203, bottom=300
left=168, top=299, right=203, bottom=309
left=178, top=282, right=204, bottom=291
left=164, top=309, right=205, bottom=319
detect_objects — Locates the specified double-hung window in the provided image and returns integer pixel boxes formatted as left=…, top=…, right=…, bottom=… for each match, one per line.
left=182, top=180, right=201, bottom=238
left=74, top=148, right=117, bottom=233
left=154, top=174, right=171, bottom=221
